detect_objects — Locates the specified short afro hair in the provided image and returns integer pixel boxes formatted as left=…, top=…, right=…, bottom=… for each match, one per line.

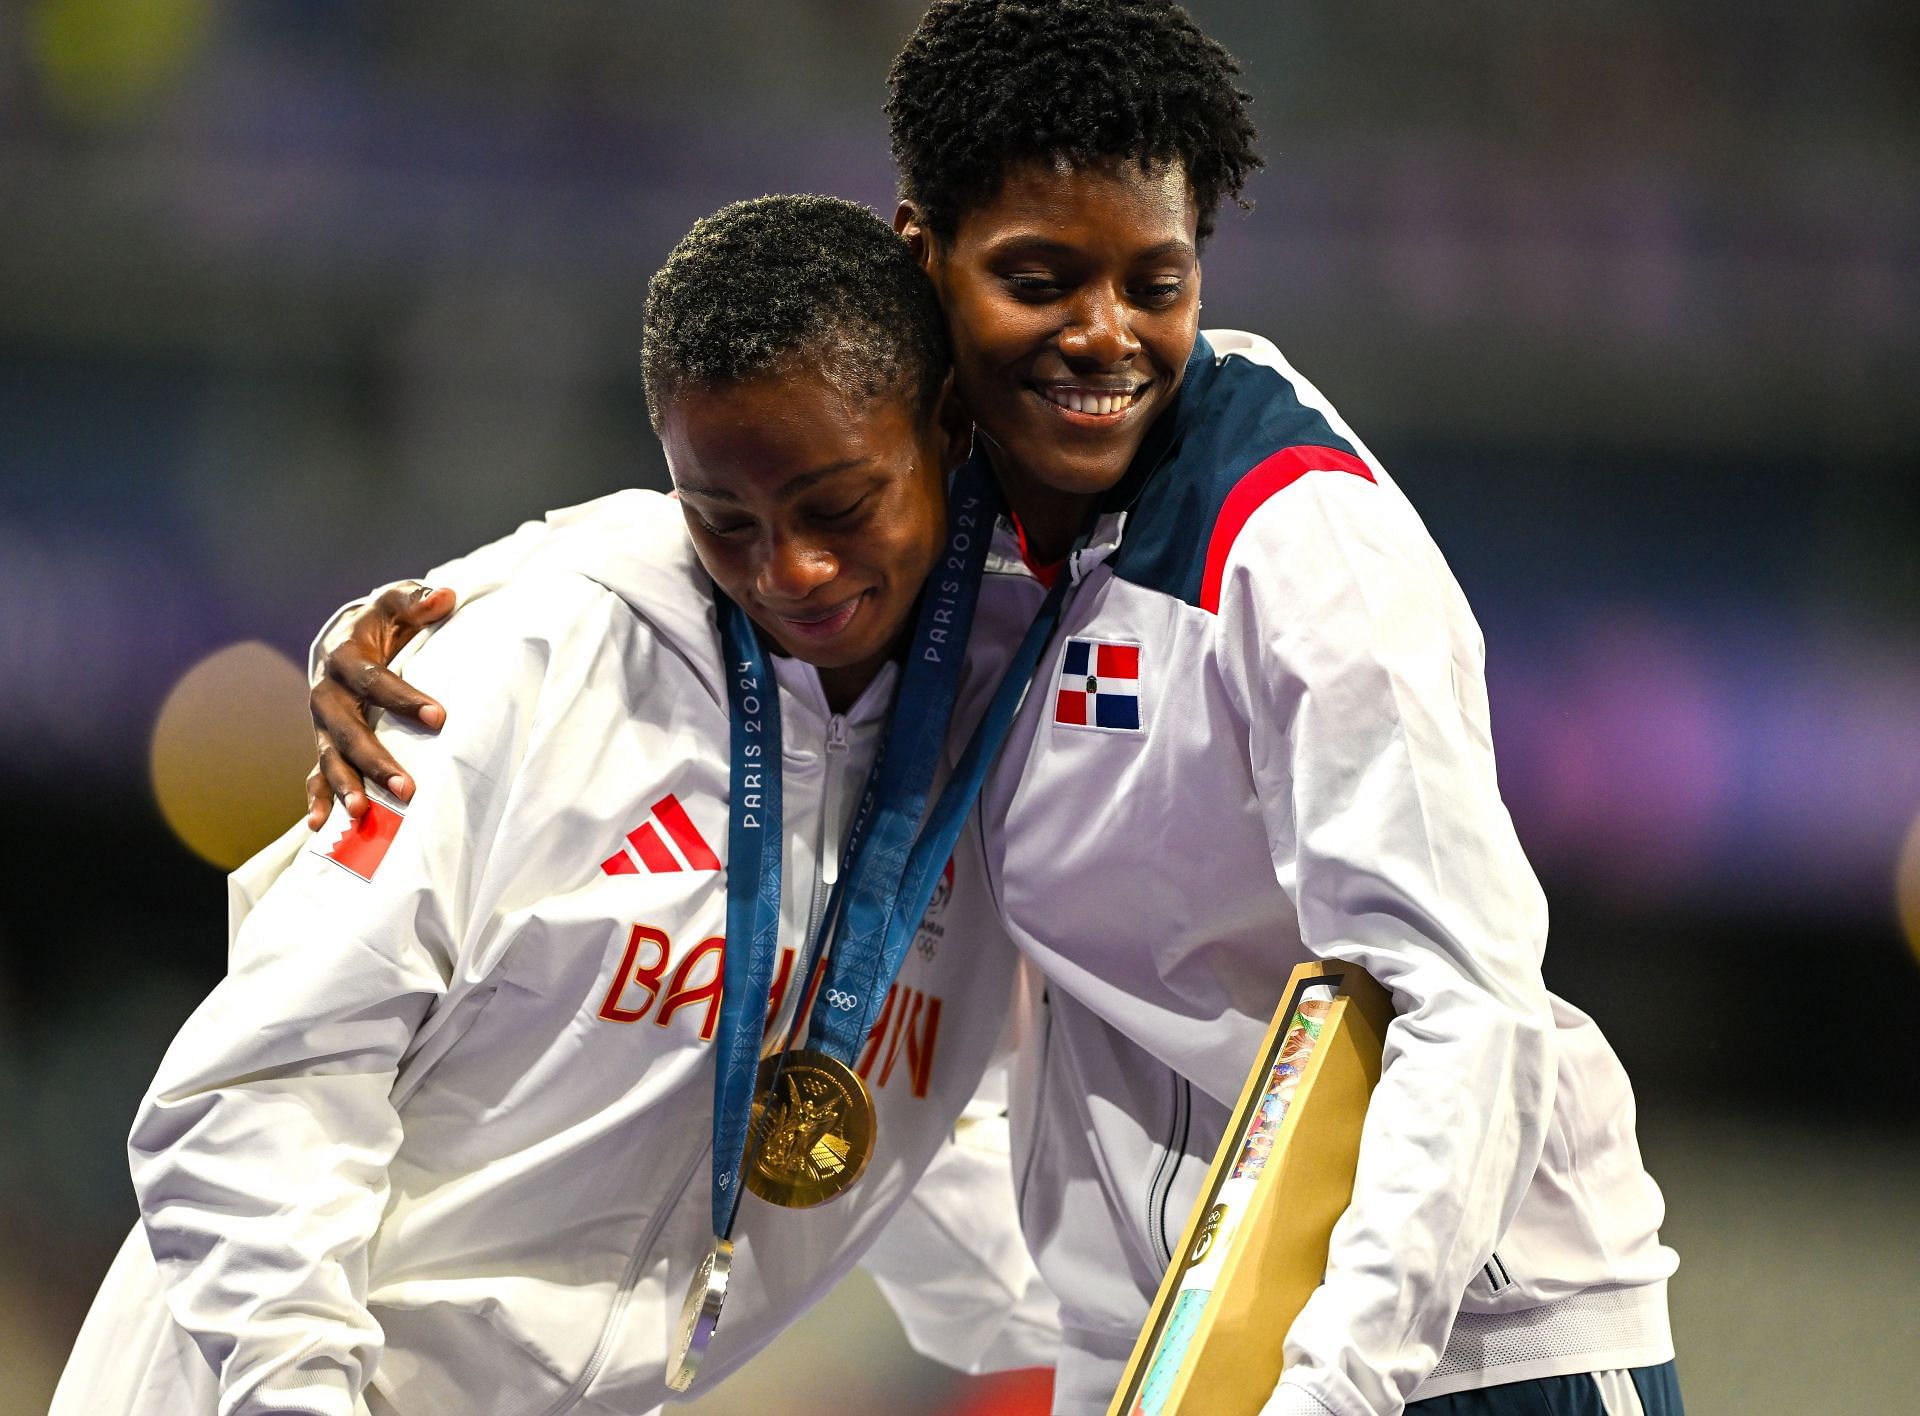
left=641, top=194, right=949, bottom=431
left=886, top=0, right=1262, bottom=245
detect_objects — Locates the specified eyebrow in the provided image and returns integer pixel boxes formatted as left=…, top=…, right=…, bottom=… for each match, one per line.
left=675, top=457, right=872, bottom=504
left=985, top=235, right=1195, bottom=263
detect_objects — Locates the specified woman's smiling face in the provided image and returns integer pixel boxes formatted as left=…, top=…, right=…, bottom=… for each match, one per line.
left=906, top=156, right=1201, bottom=556
left=662, top=365, right=962, bottom=709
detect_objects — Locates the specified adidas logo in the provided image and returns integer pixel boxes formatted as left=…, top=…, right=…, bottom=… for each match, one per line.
left=601, top=794, right=722, bottom=876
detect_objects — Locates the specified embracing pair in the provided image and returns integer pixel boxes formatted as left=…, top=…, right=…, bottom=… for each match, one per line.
left=55, top=5, right=1680, bottom=1416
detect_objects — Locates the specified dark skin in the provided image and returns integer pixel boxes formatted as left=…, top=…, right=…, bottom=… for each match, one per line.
left=306, top=584, right=454, bottom=824
left=308, top=156, right=1204, bottom=821
left=304, top=368, right=965, bottom=826
left=898, top=156, right=1201, bottom=562
left=664, top=365, right=962, bottom=713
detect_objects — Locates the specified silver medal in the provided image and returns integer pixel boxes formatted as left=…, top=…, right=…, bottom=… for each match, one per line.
left=666, top=1236, right=733, bottom=1392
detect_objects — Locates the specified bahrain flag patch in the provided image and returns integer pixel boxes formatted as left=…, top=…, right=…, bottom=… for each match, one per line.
left=319, top=798, right=406, bottom=882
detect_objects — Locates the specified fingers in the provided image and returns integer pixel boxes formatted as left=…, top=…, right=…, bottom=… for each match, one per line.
left=364, top=580, right=431, bottom=630
left=311, top=729, right=368, bottom=821
left=396, top=584, right=457, bottom=630
left=311, top=678, right=413, bottom=805
left=326, top=636, right=446, bottom=734
left=305, top=766, right=331, bottom=830
left=309, top=581, right=453, bottom=821
left=342, top=585, right=449, bottom=729
left=364, top=582, right=455, bottom=646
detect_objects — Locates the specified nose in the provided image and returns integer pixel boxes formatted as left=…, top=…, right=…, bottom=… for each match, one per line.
left=754, top=529, right=837, bottom=603
left=1057, top=284, right=1141, bottom=367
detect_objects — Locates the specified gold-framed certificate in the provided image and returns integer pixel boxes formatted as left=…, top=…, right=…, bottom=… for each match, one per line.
left=1107, top=959, right=1393, bottom=1416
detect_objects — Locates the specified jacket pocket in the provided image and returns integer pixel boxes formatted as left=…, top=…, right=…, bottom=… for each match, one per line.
left=1013, top=986, right=1055, bottom=1232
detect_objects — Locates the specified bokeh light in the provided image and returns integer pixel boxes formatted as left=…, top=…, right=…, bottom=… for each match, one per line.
left=30, top=0, right=213, bottom=122
left=1898, top=810, right=1920, bottom=969
left=1498, top=615, right=1733, bottom=903
left=149, top=641, right=312, bottom=869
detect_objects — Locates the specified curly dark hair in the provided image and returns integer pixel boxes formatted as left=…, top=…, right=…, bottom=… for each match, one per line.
left=641, top=194, right=949, bottom=431
left=886, top=0, right=1262, bottom=245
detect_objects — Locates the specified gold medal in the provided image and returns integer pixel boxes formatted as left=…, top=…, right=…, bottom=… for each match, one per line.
left=666, top=1235, right=732, bottom=1392
left=743, top=1048, right=876, bottom=1207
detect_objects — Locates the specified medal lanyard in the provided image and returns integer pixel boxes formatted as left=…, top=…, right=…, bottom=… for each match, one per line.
left=709, top=458, right=999, bottom=1238
left=712, top=601, right=787, bottom=1241
left=711, top=456, right=1088, bottom=1238
left=791, top=459, right=1088, bottom=1065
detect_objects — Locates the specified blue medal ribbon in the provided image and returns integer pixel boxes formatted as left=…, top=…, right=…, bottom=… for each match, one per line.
left=712, top=601, right=786, bottom=1238
left=709, top=455, right=1084, bottom=1238
left=797, top=457, right=1086, bottom=1061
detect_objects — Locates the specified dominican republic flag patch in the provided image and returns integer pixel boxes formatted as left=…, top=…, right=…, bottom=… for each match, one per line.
left=1054, top=638, right=1142, bottom=732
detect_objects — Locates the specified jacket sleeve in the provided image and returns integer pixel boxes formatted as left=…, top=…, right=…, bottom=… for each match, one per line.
left=306, top=491, right=657, bottom=677
left=859, top=1090, right=1062, bottom=1375
left=131, top=594, right=558, bottom=1416
left=1211, top=469, right=1557, bottom=1416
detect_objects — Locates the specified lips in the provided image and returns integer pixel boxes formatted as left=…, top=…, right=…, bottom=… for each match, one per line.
left=1030, top=382, right=1149, bottom=422
left=769, top=590, right=868, bottom=643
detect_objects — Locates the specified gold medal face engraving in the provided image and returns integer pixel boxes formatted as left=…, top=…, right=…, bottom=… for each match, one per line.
left=744, top=1048, right=876, bottom=1207
left=666, top=1236, right=732, bottom=1392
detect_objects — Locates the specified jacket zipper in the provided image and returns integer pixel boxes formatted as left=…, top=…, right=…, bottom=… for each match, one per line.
left=779, top=713, right=848, bottom=1045
left=804, top=714, right=849, bottom=947
left=541, top=1139, right=709, bottom=1416
left=555, top=715, right=850, bottom=1409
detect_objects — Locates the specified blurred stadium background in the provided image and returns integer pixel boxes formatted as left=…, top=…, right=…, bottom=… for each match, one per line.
left=3, top=2, right=1917, bottom=1411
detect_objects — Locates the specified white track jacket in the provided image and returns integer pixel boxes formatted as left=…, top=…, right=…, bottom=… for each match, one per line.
left=53, top=496, right=1055, bottom=1416
left=230, top=332, right=1678, bottom=1416
left=959, top=333, right=1678, bottom=1415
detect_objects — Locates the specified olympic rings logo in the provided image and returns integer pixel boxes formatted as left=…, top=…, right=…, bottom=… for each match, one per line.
left=824, top=989, right=860, bottom=1011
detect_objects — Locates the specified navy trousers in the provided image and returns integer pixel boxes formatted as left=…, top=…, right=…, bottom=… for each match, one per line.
left=1407, top=1362, right=1683, bottom=1416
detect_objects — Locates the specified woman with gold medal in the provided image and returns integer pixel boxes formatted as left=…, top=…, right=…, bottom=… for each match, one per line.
left=249, top=5, right=1683, bottom=1415
left=668, top=190, right=1087, bottom=1378
left=49, top=196, right=1059, bottom=1416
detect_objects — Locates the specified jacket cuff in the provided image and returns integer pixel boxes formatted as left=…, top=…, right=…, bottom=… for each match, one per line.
left=229, top=1380, right=362, bottom=1416
left=1259, top=1382, right=1340, bottom=1416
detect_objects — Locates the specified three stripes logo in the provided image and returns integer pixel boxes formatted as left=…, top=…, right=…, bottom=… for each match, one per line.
left=601, top=794, right=722, bottom=877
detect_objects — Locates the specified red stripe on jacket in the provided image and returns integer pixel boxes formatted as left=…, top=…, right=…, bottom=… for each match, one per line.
left=1198, top=445, right=1375, bottom=615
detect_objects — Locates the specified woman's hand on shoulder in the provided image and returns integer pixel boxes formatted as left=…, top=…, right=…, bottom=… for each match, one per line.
left=305, top=583, right=456, bottom=827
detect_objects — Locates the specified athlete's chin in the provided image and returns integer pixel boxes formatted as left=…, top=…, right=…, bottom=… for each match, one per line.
left=783, top=635, right=889, bottom=672
left=996, top=420, right=1143, bottom=500
left=1020, top=449, right=1137, bottom=501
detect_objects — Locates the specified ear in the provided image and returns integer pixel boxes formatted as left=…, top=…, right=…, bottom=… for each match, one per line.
left=894, top=200, right=938, bottom=274
left=929, top=369, right=974, bottom=475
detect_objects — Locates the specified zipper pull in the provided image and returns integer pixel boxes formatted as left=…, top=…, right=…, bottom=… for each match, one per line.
left=825, top=715, right=849, bottom=753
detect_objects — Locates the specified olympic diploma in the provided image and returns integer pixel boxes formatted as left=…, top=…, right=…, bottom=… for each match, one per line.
left=1108, top=960, right=1393, bottom=1416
